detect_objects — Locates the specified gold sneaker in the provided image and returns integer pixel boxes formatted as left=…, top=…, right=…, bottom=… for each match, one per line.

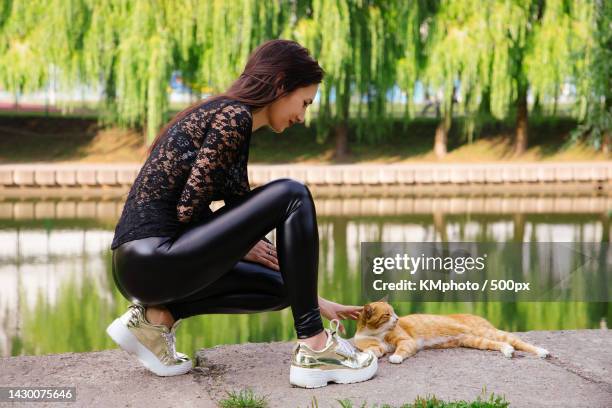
left=289, top=319, right=378, bottom=388
left=106, top=303, right=192, bottom=376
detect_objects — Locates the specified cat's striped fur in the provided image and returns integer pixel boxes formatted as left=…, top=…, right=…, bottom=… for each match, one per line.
left=354, top=300, right=550, bottom=364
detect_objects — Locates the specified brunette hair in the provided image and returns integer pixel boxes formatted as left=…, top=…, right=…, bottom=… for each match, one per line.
left=147, top=39, right=325, bottom=156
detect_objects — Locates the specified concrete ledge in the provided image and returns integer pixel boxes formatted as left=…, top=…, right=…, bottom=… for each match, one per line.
left=0, top=330, right=610, bottom=407
left=0, top=162, right=610, bottom=188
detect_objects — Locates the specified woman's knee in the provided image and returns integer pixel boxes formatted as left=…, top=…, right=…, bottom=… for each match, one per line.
left=272, top=178, right=313, bottom=202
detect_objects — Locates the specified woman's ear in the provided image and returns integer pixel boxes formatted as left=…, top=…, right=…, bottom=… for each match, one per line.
left=274, top=84, right=285, bottom=98
left=273, top=73, right=286, bottom=97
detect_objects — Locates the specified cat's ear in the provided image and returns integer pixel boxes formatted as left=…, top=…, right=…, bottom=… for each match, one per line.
left=377, top=294, right=389, bottom=303
left=363, top=304, right=373, bottom=321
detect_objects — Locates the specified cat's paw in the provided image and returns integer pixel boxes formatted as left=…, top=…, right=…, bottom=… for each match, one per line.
left=501, top=344, right=515, bottom=358
left=535, top=347, right=550, bottom=359
left=388, top=354, right=403, bottom=364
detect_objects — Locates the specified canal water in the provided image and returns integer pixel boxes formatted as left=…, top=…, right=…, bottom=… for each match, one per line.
left=0, top=194, right=609, bottom=357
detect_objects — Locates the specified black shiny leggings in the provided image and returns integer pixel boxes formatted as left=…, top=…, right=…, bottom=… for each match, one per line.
left=111, top=178, right=324, bottom=339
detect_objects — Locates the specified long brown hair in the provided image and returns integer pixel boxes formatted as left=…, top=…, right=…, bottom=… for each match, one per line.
left=147, top=39, right=325, bottom=156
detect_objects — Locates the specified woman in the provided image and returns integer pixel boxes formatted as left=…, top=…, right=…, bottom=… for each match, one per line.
left=106, top=39, right=377, bottom=388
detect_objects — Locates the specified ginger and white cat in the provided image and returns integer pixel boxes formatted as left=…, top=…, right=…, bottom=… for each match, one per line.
left=354, top=299, right=550, bottom=364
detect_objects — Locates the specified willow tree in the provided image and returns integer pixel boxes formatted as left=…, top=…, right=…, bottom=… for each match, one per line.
left=572, top=0, right=611, bottom=154
left=0, top=0, right=291, bottom=145
left=423, top=0, right=492, bottom=158
left=477, top=0, right=539, bottom=155
left=83, top=0, right=290, bottom=144
left=294, top=0, right=403, bottom=160
left=0, top=0, right=52, bottom=105
left=2, top=0, right=608, bottom=157
left=525, top=0, right=574, bottom=117
left=295, top=0, right=355, bottom=160
left=480, top=0, right=592, bottom=155
left=395, top=0, right=429, bottom=126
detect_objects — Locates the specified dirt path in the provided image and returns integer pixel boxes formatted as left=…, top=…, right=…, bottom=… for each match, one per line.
left=1, top=330, right=610, bottom=407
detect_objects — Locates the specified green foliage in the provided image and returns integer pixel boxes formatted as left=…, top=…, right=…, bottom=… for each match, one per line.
left=571, top=0, right=612, bottom=150
left=0, top=1, right=607, bottom=148
left=285, top=389, right=509, bottom=408
left=333, top=388, right=509, bottom=407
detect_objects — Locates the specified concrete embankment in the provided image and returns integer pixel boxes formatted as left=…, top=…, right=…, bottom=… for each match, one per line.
left=1, top=162, right=610, bottom=190
left=1, top=329, right=610, bottom=407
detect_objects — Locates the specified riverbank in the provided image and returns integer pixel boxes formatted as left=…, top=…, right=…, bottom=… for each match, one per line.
left=0, top=115, right=609, bottom=165
left=1, top=329, right=610, bottom=407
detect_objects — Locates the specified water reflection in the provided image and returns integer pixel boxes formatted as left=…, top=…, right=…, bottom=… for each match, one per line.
left=0, top=196, right=609, bottom=357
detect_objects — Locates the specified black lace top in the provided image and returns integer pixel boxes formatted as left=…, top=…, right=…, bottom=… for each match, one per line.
left=110, top=97, right=266, bottom=250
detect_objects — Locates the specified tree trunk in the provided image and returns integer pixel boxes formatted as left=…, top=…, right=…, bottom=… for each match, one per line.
left=603, top=97, right=611, bottom=155
left=479, top=88, right=491, bottom=116
left=434, top=86, right=456, bottom=159
left=333, top=74, right=353, bottom=161
left=601, top=130, right=610, bottom=155
left=434, top=119, right=447, bottom=159
left=514, top=86, right=528, bottom=155
left=434, top=108, right=452, bottom=159
left=333, top=121, right=351, bottom=161
left=532, top=94, right=542, bottom=117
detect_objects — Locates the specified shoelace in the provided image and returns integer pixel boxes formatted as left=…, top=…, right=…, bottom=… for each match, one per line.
left=161, top=331, right=178, bottom=358
left=329, top=319, right=357, bottom=358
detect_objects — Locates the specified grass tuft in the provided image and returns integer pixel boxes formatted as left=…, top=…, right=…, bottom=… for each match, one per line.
left=218, top=388, right=269, bottom=408
left=219, top=387, right=509, bottom=408
left=333, top=387, right=509, bottom=408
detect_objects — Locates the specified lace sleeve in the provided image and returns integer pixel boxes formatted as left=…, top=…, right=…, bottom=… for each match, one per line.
left=177, top=104, right=251, bottom=224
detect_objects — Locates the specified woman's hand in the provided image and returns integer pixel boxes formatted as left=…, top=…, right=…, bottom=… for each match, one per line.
left=243, top=240, right=279, bottom=271
left=318, top=296, right=363, bottom=335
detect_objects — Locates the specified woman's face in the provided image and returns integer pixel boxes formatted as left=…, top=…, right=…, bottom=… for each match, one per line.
left=267, top=83, right=319, bottom=133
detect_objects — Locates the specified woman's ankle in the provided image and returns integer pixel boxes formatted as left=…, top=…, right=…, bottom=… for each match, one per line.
left=144, top=305, right=175, bottom=329
left=300, top=329, right=328, bottom=351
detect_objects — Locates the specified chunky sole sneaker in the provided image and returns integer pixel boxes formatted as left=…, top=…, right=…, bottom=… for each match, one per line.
left=106, top=304, right=192, bottom=377
left=289, top=319, right=378, bottom=388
